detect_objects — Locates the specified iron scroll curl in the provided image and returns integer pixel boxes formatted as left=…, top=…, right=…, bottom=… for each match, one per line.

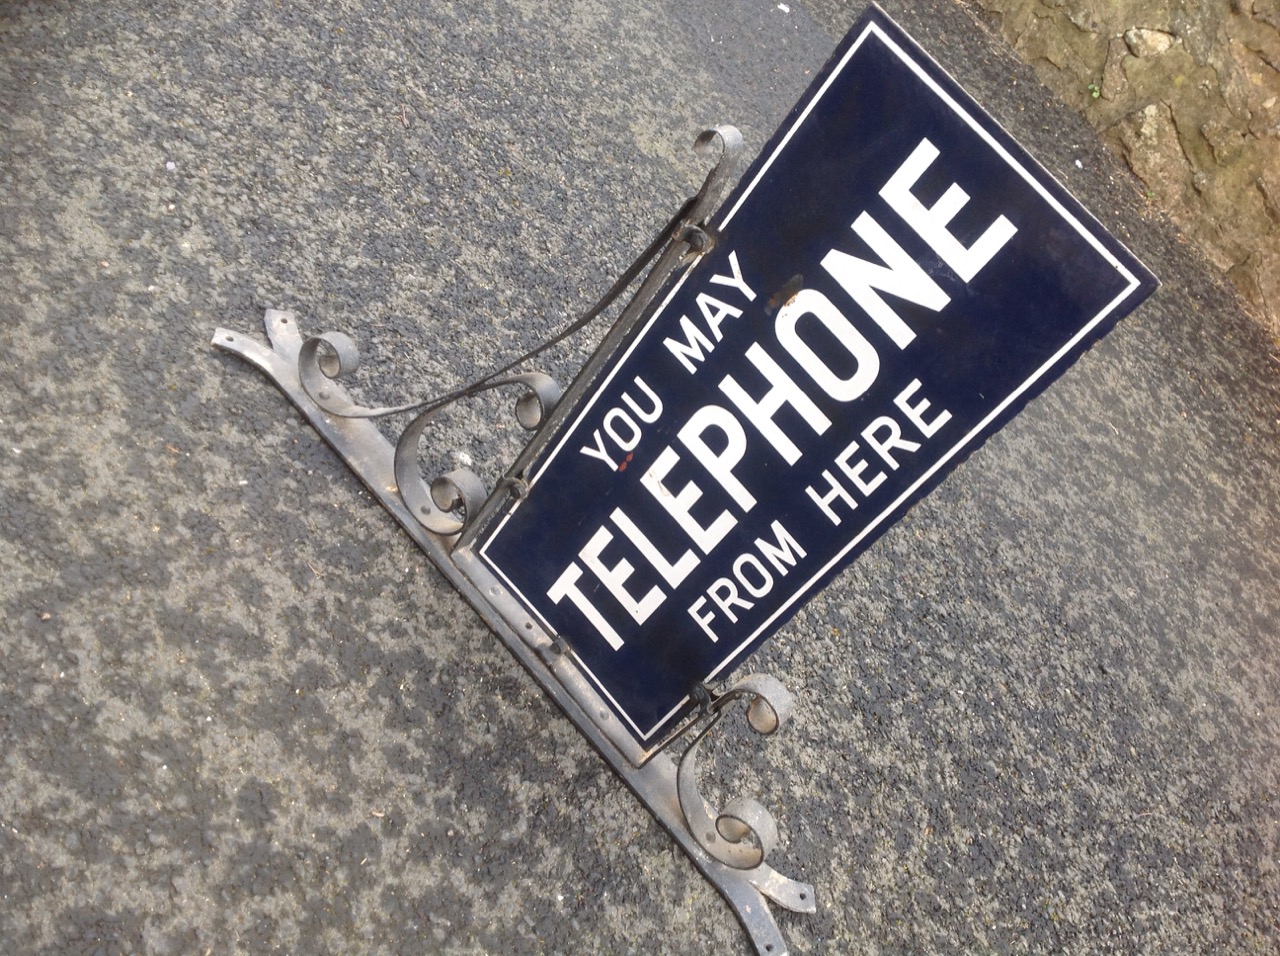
left=296, top=330, right=562, bottom=535
left=673, top=674, right=816, bottom=915
left=677, top=675, right=792, bottom=869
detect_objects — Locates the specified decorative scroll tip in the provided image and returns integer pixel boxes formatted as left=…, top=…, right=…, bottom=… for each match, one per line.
left=694, top=124, right=744, bottom=162
left=683, top=125, right=746, bottom=244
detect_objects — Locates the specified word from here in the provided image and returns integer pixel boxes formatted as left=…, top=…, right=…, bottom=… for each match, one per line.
left=550, top=137, right=1016, bottom=651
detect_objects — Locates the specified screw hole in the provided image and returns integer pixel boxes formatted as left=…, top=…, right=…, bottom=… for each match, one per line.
left=224, top=335, right=235, bottom=342
left=800, top=893, right=807, bottom=900
left=524, top=622, right=533, bottom=630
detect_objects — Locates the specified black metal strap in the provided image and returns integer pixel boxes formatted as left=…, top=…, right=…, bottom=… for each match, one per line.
left=379, top=195, right=699, bottom=422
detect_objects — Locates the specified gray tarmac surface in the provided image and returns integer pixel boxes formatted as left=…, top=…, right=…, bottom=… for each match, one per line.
left=2, top=0, right=1278, bottom=953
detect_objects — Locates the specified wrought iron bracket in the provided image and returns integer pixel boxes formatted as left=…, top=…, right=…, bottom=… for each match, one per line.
left=211, top=126, right=816, bottom=955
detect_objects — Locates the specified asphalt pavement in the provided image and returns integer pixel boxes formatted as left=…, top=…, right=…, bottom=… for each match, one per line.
left=2, top=0, right=1278, bottom=953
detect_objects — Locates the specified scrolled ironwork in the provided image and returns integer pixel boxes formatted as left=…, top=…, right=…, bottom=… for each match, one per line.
left=393, top=372, right=562, bottom=536
left=299, top=331, right=424, bottom=419
left=509, top=372, right=561, bottom=431
left=293, top=323, right=566, bottom=535
left=676, top=674, right=795, bottom=871
left=283, top=124, right=744, bottom=539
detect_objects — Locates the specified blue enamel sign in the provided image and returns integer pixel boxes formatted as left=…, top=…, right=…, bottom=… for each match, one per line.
left=475, top=6, right=1158, bottom=746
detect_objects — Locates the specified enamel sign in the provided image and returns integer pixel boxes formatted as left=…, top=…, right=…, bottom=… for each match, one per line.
left=474, top=7, right=1158, bottom=745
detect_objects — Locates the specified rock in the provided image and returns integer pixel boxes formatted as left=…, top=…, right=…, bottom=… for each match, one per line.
left=1201, top=119, right=1247, bottom=166
left=1257, top=173, right=1280, bottom=226
left=1101, top=35, right=1131, bottom=100
left=1124, top=27, right=1176, bottom=57
left=1116, top=103, right=1198, bottom=212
